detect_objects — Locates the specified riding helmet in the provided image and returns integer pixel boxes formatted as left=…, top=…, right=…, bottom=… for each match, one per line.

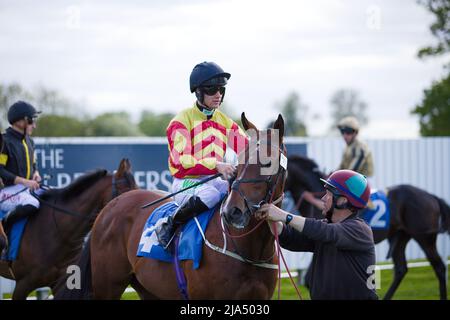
left=320, top=170, right=370, bottom=209
left=189, top=62, right=231, bottom=93
left=337, top=116, right=360, bottom=132
left=7, top=101, right=41, bottom=124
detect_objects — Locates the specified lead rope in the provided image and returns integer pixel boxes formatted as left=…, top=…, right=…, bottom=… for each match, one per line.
left=273, top=221, right=303, bottom=300
left=268, top=165, right=302, bottom=300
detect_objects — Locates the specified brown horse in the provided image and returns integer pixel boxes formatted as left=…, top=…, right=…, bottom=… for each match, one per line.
left=0, top=158, right=137, bottom=299
left=286, top=155, right=450, bottom=300
left=55, top=113, right=286, bottom=300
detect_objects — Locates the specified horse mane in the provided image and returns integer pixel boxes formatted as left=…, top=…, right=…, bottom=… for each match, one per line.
left=41, top=169, right=108, bottom=201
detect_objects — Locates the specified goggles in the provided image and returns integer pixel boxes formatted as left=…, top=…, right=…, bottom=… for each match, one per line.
left=339, top=127, right=356, bottom=135
left=202, top=86, right=226, bottom=96
left=26, top=116, right=38, bottom=125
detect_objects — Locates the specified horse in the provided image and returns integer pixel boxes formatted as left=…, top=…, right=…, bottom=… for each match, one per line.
left=54, top=113, right=286, bottom=300
left=286, top=155, right=450, bottom=300
left=0, top=158, right=137, bottom=300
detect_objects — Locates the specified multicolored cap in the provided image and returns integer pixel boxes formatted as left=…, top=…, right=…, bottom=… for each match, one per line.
left=320, top=169, right=370, bottom=209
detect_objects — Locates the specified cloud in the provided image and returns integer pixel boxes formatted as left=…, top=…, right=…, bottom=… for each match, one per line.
left=0, top=0, right=445, bottom=137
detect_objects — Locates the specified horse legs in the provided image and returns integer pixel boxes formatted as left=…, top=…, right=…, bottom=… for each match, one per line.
left=383, top=231, right=411, bottom=300
left=414, top=234, right=447, bottom=300
left=91, top=260, right=132, bottom=299
left=0, top=224, right=7, bottom=254
left=12, top=279, right=35, bottom=300
left=90, top=244, right=133, bottom=299
left=129, top=274, right=159, bottom=300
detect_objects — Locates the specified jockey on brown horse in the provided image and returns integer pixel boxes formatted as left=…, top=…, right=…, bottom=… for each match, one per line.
left=155, top=61, right=248, bottom=249
left=0, top=101, right=42, bottom=233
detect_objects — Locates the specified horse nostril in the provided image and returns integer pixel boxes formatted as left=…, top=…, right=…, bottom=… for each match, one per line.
left=225, top=207, right=242, bottom=221
left=231, top=207, right=242, bottom=218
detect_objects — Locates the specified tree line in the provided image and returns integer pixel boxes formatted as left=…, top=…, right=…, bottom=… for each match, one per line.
left=0, top=82, right=371, bottom=137
left=0, top=83, right=175, bottom=137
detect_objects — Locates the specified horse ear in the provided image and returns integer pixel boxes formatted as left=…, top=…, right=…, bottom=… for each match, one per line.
left=124, top=158, right=132, bottom=172
left=116, top=158, right=128, bottom=177
left=241, top=112, right=258, bottom=131
left=272, top=114, right=284, bottom=145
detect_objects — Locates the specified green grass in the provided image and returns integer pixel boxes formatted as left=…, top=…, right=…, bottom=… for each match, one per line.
left=120, top=259, right=450, bottom=300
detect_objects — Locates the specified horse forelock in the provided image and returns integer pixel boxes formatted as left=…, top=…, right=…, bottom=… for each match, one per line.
left=42, top=169, right=109, bottom=200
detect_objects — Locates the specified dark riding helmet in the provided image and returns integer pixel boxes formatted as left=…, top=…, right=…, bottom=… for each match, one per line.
left=320, top=170, right=370, bottom=209
left=189, top=61, right=231, bottom=93
left=7, top=100, right=41, bottom=125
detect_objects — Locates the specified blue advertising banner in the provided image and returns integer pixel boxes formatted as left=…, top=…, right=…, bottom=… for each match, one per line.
left=34, top=138, right=307, bottom=191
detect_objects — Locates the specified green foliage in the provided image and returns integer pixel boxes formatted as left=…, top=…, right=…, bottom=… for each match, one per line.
left=417, top=0, right=450, bottom=64
left=139, top=110, right=174, bottom=136
left=412, top=72, right=450, bottom=136
left=86, top=112, right=143, bottom=136
left=34, top=115, right=87, bottom=137
left=329, top=89, right=368, bottom=132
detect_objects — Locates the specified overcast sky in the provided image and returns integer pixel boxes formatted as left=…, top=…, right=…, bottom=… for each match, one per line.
left=1, top=0, right=447, bottom=138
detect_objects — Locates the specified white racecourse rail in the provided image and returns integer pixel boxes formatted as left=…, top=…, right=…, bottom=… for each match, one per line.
left=1, top=137, right=449, bottom=297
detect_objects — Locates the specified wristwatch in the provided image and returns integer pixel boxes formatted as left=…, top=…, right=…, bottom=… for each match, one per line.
left=285, top=214, right=293, bottom=225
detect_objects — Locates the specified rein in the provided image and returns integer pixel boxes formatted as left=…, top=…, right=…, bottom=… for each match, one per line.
left=219, top=194, right=284, bottom=239
left=218, top=142, right=303, bottom=300
left=207, top=143, right=287, bottom=269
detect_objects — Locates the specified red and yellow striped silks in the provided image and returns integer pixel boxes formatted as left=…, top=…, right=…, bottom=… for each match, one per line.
left=167, top=103, right=248, bottom=178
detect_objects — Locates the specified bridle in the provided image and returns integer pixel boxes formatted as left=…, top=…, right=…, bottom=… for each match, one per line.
left=206, top=141, right=286, bottom=269
left=229, top=142, right=287, bottom=215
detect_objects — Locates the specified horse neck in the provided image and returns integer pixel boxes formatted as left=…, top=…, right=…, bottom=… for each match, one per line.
left=49, top=175, right=112, bottom=248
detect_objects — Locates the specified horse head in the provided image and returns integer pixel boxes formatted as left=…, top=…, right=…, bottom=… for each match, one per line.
left=221, top=113, right=286, bottom=229
left=38, top=158, right=137, bottom=227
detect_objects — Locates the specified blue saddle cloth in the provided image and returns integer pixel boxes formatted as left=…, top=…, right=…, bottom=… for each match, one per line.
left=0, top=211, right=28, bottom=261
left=361, top=190, right=390, bottom=229
left=136, top=201, right=217, bottom=269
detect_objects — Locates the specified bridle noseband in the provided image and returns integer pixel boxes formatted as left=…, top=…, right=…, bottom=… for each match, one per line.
left=229, top=143, right=287, bottom=216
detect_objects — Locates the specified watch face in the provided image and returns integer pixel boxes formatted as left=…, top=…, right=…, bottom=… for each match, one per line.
left=286, top=214, right=293, bottom=225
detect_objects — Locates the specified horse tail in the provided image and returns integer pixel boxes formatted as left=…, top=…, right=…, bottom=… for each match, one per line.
left=54, top=236, right=93, bottom=300
left=434, top=196, right=450, bottom=234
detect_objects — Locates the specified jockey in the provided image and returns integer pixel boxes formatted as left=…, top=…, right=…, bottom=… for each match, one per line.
left=0, top=101, right=42, bottom=229
left=156, top=61, right=248, bottom=248
left=337, top=116, right=374, bottom=178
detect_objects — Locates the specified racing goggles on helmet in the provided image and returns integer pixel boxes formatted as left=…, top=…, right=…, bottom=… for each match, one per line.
left=26, top=116, right=38, bottom=125
left=339, top=127, right=355, bottom=135
left=201, top=86, right=226, bottom=96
